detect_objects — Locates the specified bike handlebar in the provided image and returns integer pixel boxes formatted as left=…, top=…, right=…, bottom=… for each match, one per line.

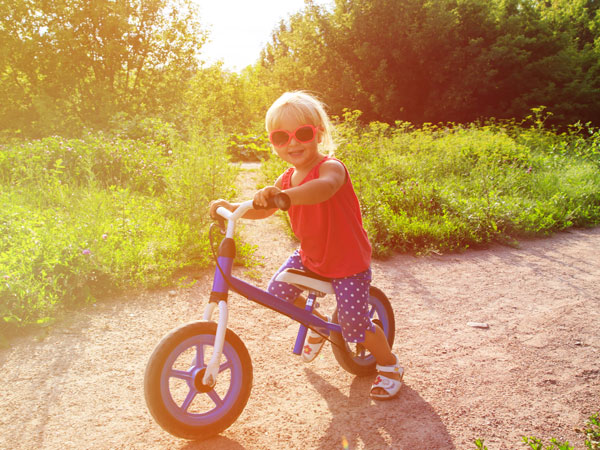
left=214, top=193, right=290, bottom=222
left=251, top=192, right=291, bottom=211
left=214, top=192, right=290, bottom=238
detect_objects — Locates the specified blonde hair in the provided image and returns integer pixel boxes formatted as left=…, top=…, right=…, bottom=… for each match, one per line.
left=265, top=91, right=336, bottom=155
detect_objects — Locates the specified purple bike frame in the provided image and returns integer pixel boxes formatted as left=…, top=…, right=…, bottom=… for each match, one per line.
left=211, top=253, right=341, bottom=354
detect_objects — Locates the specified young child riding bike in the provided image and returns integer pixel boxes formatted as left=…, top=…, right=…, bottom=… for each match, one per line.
left=210, top=91, right=403, bottom=400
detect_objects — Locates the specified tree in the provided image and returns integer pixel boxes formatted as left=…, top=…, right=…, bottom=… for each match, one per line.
left=259, top=2, right=345, bottom=111
left=256, top=0, right=600, bottom=127
left=0, top=0, right=206, bottom=138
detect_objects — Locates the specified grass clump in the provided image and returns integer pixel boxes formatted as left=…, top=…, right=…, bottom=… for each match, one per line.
left=1, top=131, right=237, bottom=332
left=335, top=112, right=600, bottom=257
left=475, top=411, right=600, bottom=449
left=260, top=112, right=600, bottom=258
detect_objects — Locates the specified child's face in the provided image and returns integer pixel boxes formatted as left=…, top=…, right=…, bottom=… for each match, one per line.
left=271, top=113, right=323, bottom=171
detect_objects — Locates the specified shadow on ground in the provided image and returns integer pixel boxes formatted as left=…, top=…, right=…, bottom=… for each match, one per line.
left=304, top=368, right=455, bottom=450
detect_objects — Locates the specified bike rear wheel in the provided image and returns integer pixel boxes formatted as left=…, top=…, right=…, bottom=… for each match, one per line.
left=330, top=286, right=395, bottom=376
left=144, top=321, right=252, bottom=440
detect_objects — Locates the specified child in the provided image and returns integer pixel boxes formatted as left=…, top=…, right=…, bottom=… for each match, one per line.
left=210, top=91, right=403, bottom=400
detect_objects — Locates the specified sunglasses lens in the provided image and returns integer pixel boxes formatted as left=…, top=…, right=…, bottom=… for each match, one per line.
left=295, top=125, right=315, bottom=142
left=271, top=131, right=290, bottom=147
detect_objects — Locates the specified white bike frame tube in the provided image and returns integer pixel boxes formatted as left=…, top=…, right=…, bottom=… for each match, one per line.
left=202, top=300, right=229, bottom=386
left=202, top=200, right=253, bottom=386
left=202, top=302, right=216, bottom=321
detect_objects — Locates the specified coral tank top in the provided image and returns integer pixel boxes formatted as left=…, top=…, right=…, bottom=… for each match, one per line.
left=281, top=157, right=371, bottom=278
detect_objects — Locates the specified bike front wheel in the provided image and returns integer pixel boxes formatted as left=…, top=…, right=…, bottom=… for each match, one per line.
left=144, top=321, right=252, bottom=440
left=330, top=286, right=395, bottom=376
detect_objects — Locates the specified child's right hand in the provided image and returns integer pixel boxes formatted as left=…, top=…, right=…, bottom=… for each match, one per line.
left=252, top=186, right=282, bottom=209
left=209, top=199, right=235, bottom=219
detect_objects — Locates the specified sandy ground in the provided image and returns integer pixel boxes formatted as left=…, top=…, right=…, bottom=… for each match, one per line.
left=0, top=164, right=599, bottom=450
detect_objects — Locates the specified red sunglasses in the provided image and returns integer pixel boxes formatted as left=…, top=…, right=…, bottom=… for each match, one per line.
left=268, top=124, right=320, bottom=148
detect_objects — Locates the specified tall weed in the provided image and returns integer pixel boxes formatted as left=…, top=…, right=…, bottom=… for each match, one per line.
left=1, top=132, right=236, bottom=331
left=262, top=110, right=600, bottom=257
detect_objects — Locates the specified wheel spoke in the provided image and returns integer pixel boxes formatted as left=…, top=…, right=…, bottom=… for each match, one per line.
left=218, top=359, right=232, bottom=373
left=207, top=389, right=224, bottom=407
left=169, top=369, right=193, bottom=381
left=368, top=304, right=377, bottom=319
left=180, top=389, right=197, bottom=412
left=194, top=344, right=205, bottom=368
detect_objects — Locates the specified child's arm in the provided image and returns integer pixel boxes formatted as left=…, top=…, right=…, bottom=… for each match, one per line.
left=287, top=160, right=346, bottom=204
left=253, top=159, right=346, bottom=207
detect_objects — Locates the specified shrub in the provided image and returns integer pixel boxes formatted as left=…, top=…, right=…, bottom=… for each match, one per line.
left=228, top=132, right=271, bottom=162
left=0, top=132, right=236, bottom=332
left=336, top=115, right=600, bottom=256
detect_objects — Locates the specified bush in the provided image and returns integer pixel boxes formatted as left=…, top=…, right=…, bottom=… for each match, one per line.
left=258, top=111, right=600, bottom=257
left=228, top=132, right=271, bottom=162
left=0, top=132, right=237, bottom=331
left=335, top=112, right=600, bottom=256
left=475, top=411, right=600, bottom=449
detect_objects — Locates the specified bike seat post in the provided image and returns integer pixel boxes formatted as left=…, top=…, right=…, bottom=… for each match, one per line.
left=292, top=291, right=318, bottom=355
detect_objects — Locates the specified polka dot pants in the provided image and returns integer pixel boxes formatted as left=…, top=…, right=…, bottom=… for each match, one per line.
left=268, top=250, right=375, bottom=343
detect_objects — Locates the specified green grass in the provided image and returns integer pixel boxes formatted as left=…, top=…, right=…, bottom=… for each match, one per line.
left=3, top=111, right=600, bottom=334
left=335, top=113, right=600, bottom=257
left=261, top=114, right=600, bottom=257
left=1, top=132, right=237, bottom=333
left=475, top=411, right=600, bottom=449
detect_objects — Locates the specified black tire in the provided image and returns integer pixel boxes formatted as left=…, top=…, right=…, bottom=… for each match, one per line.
left=330, top=286, right=395, bottom=376
left=144, top=321, right=252, bottom=440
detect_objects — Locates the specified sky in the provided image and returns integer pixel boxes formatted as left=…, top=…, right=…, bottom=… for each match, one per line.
left=194, top=0, right=333, bottom=71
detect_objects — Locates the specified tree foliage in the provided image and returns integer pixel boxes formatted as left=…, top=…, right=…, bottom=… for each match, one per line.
left=1, top=0, right=599, bottom=139
left=259, top=0, right=600, bottom=127
left=0, top=0, right=206, bottom=137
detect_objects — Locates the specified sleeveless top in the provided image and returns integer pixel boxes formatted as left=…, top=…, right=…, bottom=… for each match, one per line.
left=281, top=157, right=371, bottom=278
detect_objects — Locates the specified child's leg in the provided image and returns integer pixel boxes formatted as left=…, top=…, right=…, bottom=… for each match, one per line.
left=291, top=294, right=329, bottom=356
left=331, top=268, right=374, bottom=343
left=268, top=253, right=328, bottom=362
left=363, top=326, right=402, bottom=398
left=267, top=250, right=304, bottom=302
left=362, top=325, right=396, bottom=366
left=332, top=269, right=402, bottom=397
left=268, top=250, right=327, bottom=341
left=291, top=294, right=328, bottom=320
left=363, top=325, right=396, bottom=366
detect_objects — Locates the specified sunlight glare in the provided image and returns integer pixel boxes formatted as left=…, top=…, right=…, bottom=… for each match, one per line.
left=193, top=0, right=332, bottom=71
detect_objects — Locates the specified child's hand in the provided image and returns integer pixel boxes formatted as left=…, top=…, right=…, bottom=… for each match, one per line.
left=209, top=199, right=235, bottom=219
left=253, top=186, right=282, bottom=208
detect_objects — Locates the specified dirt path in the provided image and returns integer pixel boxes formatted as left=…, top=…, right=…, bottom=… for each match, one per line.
left=1, top=164, right=599, bottom=450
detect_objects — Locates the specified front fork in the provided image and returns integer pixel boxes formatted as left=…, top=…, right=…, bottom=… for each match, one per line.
left=202, top=238, right=327, bottom=381
left=202, top=238, right=235, bottom=387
